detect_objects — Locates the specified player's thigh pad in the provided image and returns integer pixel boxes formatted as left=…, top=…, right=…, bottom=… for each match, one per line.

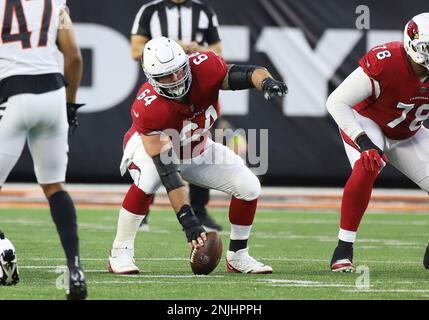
left=25, top=89, right=69, bottom=184
left=125, top=141, right=162, bottom=194
left=386, top=127, right=429, bottom=192
left=342, top=111, right=386, bottom=168
left=180, top=141, right=261, bottom=201
left=0, top=95, right=31, bottom=186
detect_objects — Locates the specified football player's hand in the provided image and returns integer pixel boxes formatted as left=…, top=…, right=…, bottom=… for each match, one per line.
left=185, top=226, right=207, bottom=250
left=177, top=205, right=207, bottom=249
left=261, top=78, right=288, bottom=101
left=67, top=103, right=85, bottom=135
left=356, top=134, right=388, bottom=172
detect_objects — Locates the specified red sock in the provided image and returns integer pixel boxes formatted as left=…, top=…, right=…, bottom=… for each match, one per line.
left=229, top=197, right=258, bottom=225
left=340, top=159, right=378, bottom=232
left=122, top=184, right=154, bottom=216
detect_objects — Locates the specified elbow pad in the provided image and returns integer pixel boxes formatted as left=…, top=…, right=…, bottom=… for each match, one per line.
left=152, top=149, right=184, bottom=193
left=228, top=65, right=267, bottom=90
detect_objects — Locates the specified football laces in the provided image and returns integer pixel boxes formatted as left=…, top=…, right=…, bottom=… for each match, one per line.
left=190, top=248, right=198, bottom=264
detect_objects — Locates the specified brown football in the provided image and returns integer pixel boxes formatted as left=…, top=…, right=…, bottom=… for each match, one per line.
left=189, top=232, right=223, bottom=275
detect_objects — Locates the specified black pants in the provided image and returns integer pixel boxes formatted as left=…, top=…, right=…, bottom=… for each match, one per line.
left=189, top=184, right=210, bottom=218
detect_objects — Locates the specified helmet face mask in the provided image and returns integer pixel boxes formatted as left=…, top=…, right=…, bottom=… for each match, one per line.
left=410, top=41, right=429, bottom=69
left=404, top=14, right=429, bottom=71
left=148, top=60, right=192, bottom=99
left=143, top=37, right=192, bottom=100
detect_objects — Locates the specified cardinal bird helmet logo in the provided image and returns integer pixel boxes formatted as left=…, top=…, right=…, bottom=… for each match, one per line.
left=407, top=20, right=420, bottom=41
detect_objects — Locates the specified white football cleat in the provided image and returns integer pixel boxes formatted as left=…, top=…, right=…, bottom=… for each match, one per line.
left=138, top=215, right=150, bottom=232
left=226, top=248, right=273, bottom=274
left=331, top=259, right=354, bottom=273
left=138, top=223, right=150, bottom=232
left=0, top=231, right=19, bottom=286
left=108, top=248, right=139, bottom=274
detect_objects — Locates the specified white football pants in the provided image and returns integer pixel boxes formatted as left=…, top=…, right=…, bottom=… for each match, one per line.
left=120, top=133, right=261, bottom=201
left=0, top=88, right=69, bottom=186
left=343, top=111, right=429, bottom=192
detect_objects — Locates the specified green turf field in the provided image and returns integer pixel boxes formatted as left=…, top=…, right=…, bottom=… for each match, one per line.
left=1, top=207, right=429, bottom=300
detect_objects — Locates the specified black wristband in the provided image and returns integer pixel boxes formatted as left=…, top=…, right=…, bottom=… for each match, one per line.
left=176, top=205, right=200, bottom=229
left=261, top=77, right=275, bottom=91
left=355, top=134, right=380, bottom=152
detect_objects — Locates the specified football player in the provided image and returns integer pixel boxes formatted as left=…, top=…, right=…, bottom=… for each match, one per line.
left=327, top=13, right=429, bottom=272
left=0, top=1, right=86, bottom=299
left=109, top=36, right=287, bottom=274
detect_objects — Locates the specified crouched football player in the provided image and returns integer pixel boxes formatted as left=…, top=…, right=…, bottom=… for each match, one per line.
left=327, top=13, right=429, bottom=272
left=108, top=37, right=287, bottom=274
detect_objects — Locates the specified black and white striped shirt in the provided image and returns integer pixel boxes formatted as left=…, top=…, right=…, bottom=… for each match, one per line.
left=131, top=0, right=221, bottom=45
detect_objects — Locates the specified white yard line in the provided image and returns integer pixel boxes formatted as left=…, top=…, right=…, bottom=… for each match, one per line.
left=271, top=284, right=355, bottom=288
left=118, top=274, right=225, bottom=278
left=20, top=256, right=421, bottom=265
left=85, top=280, right=257, bottom=285
left=343, top=289, right=429, bottom=293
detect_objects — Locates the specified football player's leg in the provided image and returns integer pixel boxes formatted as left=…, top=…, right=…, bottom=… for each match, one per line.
left=27, top=89, right=87, bottom=299
left=0, top=95, right=27, bottom=191
left=385, top=127, right=429, bottom=269
left=110, top=141, right=161, bottom=274
left=0, top=96, right=32, bottom=287
left=332, top=114, right=385, bottom=272
left=181, top=141, right=271, bottom=274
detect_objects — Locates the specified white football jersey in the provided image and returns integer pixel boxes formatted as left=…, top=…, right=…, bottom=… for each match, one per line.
left=0, top=0, right=66, bottom=81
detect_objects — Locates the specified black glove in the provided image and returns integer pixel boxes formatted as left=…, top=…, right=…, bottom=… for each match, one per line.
left=261, top=78, right=288, bottom=101
left=176, top=205, right=206, bottom=244
left=67, top=103, right=85, bottom=135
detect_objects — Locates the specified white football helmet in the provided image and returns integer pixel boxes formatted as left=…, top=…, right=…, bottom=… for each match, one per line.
left=142, top=37, right=191, bottom=99
left=404, top=13, right=429, bottom=70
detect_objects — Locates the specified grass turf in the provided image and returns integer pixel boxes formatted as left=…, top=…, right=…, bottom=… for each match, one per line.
left=1, top=207, right=429, bottom=300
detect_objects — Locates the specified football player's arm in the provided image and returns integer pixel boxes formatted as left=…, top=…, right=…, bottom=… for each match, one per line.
left=326, top=67, right=386, bottom=171
left=131, top=35, right=149, bottom=61
left=326, top=67, right=379, bottom=142
left=141, top=133, right=207, bottom=248
left=130, top=5, right=152, bottom=61
left=221, top=64, right=288, bottom=100
left=57, top=8, right=82, bottom=104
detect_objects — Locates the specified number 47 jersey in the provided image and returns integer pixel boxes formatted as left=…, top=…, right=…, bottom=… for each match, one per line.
left=127, top=50, right=228, bottom=158
left=355, top=41, right=429, bottom=140
left=0, top=0, right=66, bottom=81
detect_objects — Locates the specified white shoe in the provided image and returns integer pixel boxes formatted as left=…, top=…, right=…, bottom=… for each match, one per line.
left=138, top=223, right=150, bottom=232
left=138, top=216, right=150, bottom=232
left=226, top=248, right=273, bottom=274
left=0, top=233, right=19, bottom=286
left=331, top=259, right=354, bottom=272
left=108, top=247, right=139, bottom=274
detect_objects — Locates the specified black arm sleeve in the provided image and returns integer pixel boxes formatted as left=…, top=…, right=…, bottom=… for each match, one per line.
left=152, top=149, right=185, bottom=193
left=228, top=65, right=267, bottom=90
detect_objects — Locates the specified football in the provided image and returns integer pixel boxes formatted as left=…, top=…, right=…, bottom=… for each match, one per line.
left=190, top=232, right=222, bottom=275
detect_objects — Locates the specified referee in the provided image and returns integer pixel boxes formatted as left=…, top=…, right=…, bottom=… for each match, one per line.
left=131, top=0, right=222, bottom=58
left=130, top=0, right=223, bottom=232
